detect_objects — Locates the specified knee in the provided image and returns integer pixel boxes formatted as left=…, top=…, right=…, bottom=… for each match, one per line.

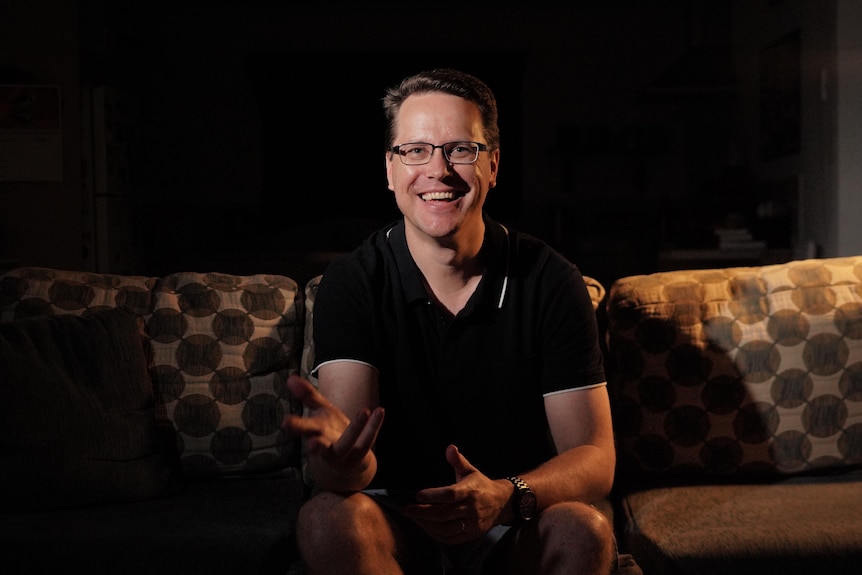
left=295, top=491, right=384, bottom=560
left=540, top=501, right=615, bottom=559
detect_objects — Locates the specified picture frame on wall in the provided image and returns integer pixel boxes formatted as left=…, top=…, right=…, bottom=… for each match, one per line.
left=0, top=84, right=63, bottom=182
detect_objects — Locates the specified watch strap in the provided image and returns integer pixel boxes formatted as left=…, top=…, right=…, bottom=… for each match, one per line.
left=506, top=475, right=536, bottom=522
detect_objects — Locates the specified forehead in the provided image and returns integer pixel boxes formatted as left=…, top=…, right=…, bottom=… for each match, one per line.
left=395, top=92, right=484, bottom=141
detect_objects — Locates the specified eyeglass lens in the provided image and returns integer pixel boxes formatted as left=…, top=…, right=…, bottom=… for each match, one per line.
left=396, top=142, right=480, bottom=165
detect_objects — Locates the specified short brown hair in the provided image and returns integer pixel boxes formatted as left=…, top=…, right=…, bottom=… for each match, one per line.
left=382, top=68, right=500, bottom=152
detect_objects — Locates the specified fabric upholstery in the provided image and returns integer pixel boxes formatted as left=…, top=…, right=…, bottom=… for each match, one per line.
left=619, top=473, right=862, bottom=574
left=0, top=307, right=178, bottom=510
left=0, top=475, right=305, bottom=574
left=0, top=267, right=156, bottom=321
left=0, top=267, right=307, bottom=574
left=607, top=256, right=862, bottom=574
left=583, top=273, right=607, bottom=311
left=606, top=256, right=862, bottom=481
left=0, top=267, right=305, bottom=478
left=147, top=272, right=304, bottom=477
left=301, top=276, right=320, bottom=386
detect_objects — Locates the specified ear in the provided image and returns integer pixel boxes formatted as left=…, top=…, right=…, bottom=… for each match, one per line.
left=488, top=148, right=500, bottom=189
left=385, top=152, right=395, bottom=192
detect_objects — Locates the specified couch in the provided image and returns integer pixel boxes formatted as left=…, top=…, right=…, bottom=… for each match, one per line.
left=0, top=264, right=610, bottom=575
left=0, top=268, right=309, bottom=574
left=2, top=255, right=860, bottom=574
left=604, top=255, right=862, bottom=574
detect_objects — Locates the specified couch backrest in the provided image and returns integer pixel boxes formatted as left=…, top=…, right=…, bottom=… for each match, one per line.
left=606, top=256, right=862, bottom=486
left=0, top=267, right=305, bottom=479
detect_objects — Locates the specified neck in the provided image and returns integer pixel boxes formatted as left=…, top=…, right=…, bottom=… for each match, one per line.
left=406, top=217, right=484, bottom=270
left=405, top=219, right=486, bottom=315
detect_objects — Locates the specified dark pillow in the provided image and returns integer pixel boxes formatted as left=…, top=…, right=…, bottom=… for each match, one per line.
left=0, top=307, right=179, bottom=511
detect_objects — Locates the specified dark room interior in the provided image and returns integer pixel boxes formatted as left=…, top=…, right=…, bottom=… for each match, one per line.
left=2, top=0, right=861, bottom=289
left=3, top=3, right=862, bottom=574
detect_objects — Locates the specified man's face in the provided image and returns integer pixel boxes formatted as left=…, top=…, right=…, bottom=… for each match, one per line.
left=385, top=92, right=499, bottom=244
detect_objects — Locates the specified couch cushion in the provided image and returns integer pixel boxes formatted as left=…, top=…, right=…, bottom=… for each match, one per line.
left=607, top=256, right=862, bottom=481
left=0, top=267, right=157, bottom=321
left=0, top=475, right=305, bottom=575
left=148, top=272, right=304, bottom=477
left=1, top=267, right=306, bottom=479
left=619, top=472, right=862, bottom=574
left=0, top=307, right=178, bottom=511
left=583, top=274, right=607, bottom=311
left=301, top=275, right=321, bottom=386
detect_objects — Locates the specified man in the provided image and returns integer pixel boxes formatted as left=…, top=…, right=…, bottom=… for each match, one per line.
left=283, top=68, right=619, bottom=574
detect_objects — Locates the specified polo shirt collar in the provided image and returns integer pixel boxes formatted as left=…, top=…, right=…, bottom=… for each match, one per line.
left=386, top=213, right=510, bottom=311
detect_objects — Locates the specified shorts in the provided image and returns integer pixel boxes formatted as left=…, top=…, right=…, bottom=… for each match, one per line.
left=365, top=489, right=514, bottom=575
left=364, top=489, right=642, bottom=575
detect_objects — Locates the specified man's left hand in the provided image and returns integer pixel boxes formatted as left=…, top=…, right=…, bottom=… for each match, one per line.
left=403, top=445, right=511, bottom=544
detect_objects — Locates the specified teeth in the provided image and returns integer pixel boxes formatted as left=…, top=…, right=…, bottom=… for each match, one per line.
left=421, top=192, right=456, bottom=201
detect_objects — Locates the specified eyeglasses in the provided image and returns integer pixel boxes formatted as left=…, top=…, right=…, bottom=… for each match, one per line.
left=390, top=141, right=488, bottom=165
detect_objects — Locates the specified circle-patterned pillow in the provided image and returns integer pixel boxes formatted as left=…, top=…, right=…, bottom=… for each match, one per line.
left=608, top=256, right=862, bottom=480
left=148, top=272, right=303, bottom=477
left=0, top=267, right=156, bottom=321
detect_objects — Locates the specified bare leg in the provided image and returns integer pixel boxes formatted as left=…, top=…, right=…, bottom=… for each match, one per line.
left=297, top=491, right=438, bottom=575
left=489, top=501, right=615, bottom=575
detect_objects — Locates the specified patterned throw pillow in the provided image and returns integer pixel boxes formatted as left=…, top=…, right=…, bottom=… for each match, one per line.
left=0, top=267, right=156, bottom=321
left=0, top=267, right=306, bottom=479
left=607, top=256, right=862, bottom=481
left=148, top=272, right=304, bottom=477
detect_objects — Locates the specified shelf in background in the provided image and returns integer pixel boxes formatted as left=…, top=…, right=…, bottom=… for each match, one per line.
left=657, top=248, right=793, bottom=271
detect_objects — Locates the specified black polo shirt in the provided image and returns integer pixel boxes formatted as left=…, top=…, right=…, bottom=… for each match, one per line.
left=312, top=213, right=605, bottom=492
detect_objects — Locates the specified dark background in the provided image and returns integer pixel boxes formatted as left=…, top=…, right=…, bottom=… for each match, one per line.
left=2, top=1, right=857, bottom=289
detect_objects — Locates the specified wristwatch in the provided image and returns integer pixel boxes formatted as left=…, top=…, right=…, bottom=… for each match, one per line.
left=506, top=476, right=537, bottom=523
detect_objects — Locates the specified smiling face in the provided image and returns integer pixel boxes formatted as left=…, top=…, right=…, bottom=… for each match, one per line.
left=385, top=92, right=499, bottom=248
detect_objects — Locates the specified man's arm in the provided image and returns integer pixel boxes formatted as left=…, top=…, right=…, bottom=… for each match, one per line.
left=405, top=384, right=615, bottom=534
left=309, top=361, right=381, bottom=492
left=283, top=361, right=382, bottom=493
left=514, top=385, right=616, bottom=512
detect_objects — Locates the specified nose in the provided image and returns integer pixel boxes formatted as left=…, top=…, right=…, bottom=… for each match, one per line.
left=426, top=146, right=452, bottom=176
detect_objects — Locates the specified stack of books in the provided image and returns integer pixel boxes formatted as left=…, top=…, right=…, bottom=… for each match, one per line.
left=714, top=227, right=767, bottom=252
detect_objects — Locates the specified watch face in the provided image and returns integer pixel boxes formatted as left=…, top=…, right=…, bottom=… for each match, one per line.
left=520, top=490, right=537, bottom=520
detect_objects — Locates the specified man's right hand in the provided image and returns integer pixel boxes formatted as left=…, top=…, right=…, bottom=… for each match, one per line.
left=281, top=374, right=384, bottom=491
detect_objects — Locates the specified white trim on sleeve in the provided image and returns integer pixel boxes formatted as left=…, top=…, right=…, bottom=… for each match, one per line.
left=542, top=381, right=607, bottom=398
left=311, top=358, right=379, bottom=378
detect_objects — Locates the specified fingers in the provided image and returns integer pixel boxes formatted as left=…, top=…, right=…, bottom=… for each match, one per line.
left=405, top=498, right=469, bottom=520
left=281, top=374, right=334, bottom=433
left=281, top=413, right=314, bottom=434
left=286, top=374, right=331, bottom=409
left=446, top=444, right=478, bottom=482
left=409, top=515, right=475, bottom=545
left=283, top=373, right=384, bottom=475
left=356, top=406, right=385, bottom=451
left=329, top=406, right=384, bottom=466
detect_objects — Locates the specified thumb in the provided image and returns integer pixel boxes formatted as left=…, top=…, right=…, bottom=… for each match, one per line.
left=446, top=444, right=477, bottom=482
